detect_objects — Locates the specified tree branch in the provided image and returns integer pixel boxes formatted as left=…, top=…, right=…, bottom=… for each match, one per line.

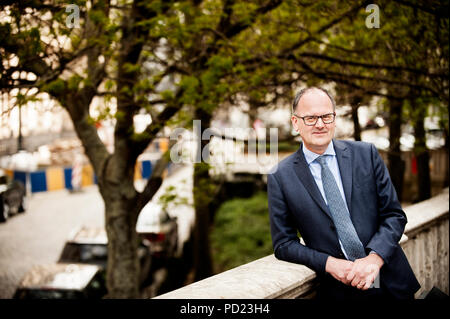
left=280, top=0, right=371, bottom=54
left=295, top=59, right=437, bottom=100
left=135, top=140, right=176, bottom=213
left=222, top=0, right=283, bottom=39
left=390, top=0, right=449, bottom=17
left=133, top=89, right=185, bottom=155
left=298, top=52, right=448, bottom=78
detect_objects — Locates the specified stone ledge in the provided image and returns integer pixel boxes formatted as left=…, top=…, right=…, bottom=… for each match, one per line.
left=404, top=188, right=449, bottom=238
left=154, top=254, right=316, bottom=299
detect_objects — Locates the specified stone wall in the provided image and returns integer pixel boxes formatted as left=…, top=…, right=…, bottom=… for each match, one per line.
left=401, top=188, right=449, bottom=297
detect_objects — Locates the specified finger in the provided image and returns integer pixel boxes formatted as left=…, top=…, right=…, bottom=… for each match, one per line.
left=362, top=283, right=371, bottom=290
left=356, top=280, right=366, bottom=290
left=346, top=268, right=356, bottom=282
left=342, top=277, right=352, bottom=285
left=341, top=272, right=353, bottom=285
left=362, top=279, right=372, bottom=290
left=351, top=276, right=361, bottom=287
left=362, top=274, right=376, bottom=290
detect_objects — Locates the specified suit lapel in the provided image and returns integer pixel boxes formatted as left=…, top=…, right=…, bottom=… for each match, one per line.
left=333, top=140, right=353, bottom=215
left=293, top=143, right=332, bottom=220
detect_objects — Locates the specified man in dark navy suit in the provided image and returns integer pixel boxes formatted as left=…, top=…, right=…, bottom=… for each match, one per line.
left=268, top=87, right=420, bottom=299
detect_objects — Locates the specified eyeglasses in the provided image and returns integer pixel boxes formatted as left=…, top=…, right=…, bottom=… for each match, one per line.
left=293, top=112, right=336, bottom=126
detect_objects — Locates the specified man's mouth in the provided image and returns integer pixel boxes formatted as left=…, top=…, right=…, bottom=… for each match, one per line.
left=313, top=131, right=327, bottom=135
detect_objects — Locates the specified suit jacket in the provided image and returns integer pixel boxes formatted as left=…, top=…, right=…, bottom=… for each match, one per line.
left=268, top=140, right=420, bottom=299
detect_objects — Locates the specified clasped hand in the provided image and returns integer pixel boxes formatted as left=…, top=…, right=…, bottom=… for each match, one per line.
left=325, top=254, right=384, bottom=290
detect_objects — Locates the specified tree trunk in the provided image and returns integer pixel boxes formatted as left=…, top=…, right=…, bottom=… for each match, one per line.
left=18, top=105, right=23, bottom=151
left=70, top=114, right=144, bottom=298
left=443, top=123, right=449, bottom=188
left=101, top=173, right=141, bottom=298
left=412, top=102, right=431, bottom=201
left=387, top=97, right=405, bottom=202
left=192, top=108, right=214, bottom=281
left=349, top=96, right=362, bottom=141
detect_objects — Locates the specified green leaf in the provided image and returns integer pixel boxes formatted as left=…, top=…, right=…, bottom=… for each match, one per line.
left=43, top=79, right=66, bottom=95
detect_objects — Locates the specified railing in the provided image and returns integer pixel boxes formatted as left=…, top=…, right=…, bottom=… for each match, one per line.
left=155, top=188, right=449, bottom=299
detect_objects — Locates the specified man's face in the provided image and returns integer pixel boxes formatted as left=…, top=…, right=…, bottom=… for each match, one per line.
left=291, top=89, right=336, bottom=154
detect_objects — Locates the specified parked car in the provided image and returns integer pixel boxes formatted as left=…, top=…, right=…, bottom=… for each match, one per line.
left=6, top=150, right=38, bottom=171
left=14, top=226, right=154, bottom=299
left=136, top=201, right=178, bottom=260
left=13, top=263, right=106, bottom=299
left=58, top=226, right=152, bottom=287
left=0, top=169, right=27, bottom=223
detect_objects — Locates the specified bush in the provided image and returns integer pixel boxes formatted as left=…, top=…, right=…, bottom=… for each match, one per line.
left=210, top=191, right=273, bottom=273
left=270, top=141, right=299, bottom=153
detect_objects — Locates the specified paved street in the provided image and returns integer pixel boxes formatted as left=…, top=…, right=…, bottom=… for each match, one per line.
left=0, top=186, right=104, bottom=298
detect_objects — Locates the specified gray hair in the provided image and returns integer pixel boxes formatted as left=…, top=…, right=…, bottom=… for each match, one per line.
left=292, top=87, right=336, bottom=113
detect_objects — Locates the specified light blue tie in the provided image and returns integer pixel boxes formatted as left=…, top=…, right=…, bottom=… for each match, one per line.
left=316, top=155, right=366, bottom=261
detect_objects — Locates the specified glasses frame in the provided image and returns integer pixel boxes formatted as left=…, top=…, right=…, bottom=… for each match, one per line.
left=293, top=112, right=336, bottom=126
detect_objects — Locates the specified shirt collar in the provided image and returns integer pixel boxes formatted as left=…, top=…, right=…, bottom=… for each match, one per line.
left=302, top=141, right=336, bottom=165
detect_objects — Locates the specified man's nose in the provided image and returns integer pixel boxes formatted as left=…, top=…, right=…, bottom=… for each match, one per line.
left=315, top=117, right=325, bottom=127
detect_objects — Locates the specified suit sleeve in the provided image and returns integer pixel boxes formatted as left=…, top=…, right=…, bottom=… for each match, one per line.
left=365, top=144, right=407, bottom=264
left=268, top=172, right=329, bottom=275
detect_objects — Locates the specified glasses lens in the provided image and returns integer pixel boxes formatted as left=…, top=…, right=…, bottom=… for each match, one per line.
left=322, top=114, right=334, bottom=123
left=304, top=116, right=317, bottom=125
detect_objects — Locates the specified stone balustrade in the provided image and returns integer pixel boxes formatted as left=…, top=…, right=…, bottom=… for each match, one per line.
left=155, top=188, right=449, bottom=299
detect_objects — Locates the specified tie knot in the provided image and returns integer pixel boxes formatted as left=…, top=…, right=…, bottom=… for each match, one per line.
left=316, top=155, right=328, bottom=167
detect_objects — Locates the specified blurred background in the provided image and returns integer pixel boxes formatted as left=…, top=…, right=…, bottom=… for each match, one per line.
left=0, top=0, right=448, bottom=299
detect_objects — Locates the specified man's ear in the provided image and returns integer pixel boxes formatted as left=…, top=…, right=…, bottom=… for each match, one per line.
left=291, top=116, right=299, bottom=132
